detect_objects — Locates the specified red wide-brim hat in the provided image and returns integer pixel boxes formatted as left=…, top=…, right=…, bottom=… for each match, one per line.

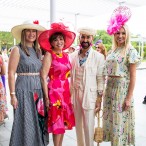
left=38, top=22, right=76, bottom=51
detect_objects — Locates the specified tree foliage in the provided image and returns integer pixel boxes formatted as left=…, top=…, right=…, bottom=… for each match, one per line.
left=0, top=31, right=14, bottom=51
left=94, top=30, right=112, bottom=51
left=0, top=30, right=146, bottom=59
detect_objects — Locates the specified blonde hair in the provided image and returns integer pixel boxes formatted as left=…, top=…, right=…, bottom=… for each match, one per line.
left=112, top=24, right=131, bottom=56
left=20, top=29, right=41, bottom=57
left=97, top=43, right=107, bottom=59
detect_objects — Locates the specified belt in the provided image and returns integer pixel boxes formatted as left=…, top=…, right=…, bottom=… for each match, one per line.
left=108, top=76, right=122, bottom=78
left=17, top=72, right=40, bottom=76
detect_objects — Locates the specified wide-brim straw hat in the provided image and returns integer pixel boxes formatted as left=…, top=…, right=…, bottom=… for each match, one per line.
left=78, top=26, right=97, bottom=36
left=38, top=22, right=76, bottom=51
left=11, top=20, right=46, bottom=40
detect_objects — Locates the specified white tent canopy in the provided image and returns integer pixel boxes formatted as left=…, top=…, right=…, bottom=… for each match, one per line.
left=0, top=0, right=146, bottom=32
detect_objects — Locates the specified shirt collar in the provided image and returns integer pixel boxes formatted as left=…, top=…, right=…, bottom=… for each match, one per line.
left=78, top=48, right=91, bottom=56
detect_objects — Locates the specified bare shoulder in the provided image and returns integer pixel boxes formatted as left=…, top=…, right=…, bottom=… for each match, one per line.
left=45, top=51, right=51, bottom=55
left=42, top=51, right=52, bottom=63
left=9, top=46, right=20, bottom=67
left=10, top=46, right=19, bottom=54
left=9, top=46, right=20, bottom=58
left=44, top=51, right=51, bottom=58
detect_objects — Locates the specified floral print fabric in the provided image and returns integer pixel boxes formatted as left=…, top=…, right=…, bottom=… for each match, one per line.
left=102, top=47, right=141, bottom=146
left=0, top=82, right=6, bottom=110
left=0, top=56, right=7, bottom=120
left=103, top=78, right=135, bottom=146
left=47, top=50, right=75, bottom=134
left=103, top=47, right=141, bottom=78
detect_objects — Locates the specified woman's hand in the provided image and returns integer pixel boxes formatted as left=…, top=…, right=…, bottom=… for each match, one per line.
left=45, top=98, right=50, bottom=108
left=123, top=99, right=131, bottom=111
left=123, top=63, right=136, bottom=111
left=11, top=96, right=18, bottom=109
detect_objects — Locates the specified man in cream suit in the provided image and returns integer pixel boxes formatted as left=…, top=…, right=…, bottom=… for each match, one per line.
left=70, top=27, right=105, bottom=146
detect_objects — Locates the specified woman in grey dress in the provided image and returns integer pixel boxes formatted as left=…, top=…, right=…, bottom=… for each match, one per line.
left=8, top=20, right=48, bottom=146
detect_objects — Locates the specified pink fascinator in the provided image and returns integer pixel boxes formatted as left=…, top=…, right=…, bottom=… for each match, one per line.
left=107, top=6, right=131, bottom=35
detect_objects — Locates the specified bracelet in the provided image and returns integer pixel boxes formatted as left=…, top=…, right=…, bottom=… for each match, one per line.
left=96, top=97, right=102, bottom=103
left=10, top=92, right=16, bottom=95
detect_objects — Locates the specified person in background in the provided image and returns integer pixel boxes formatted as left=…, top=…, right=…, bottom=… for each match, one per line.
left=95, top=40, right=107, bottom=59
left=94, top=39, right=102, bottom=46
left=68, top=46, right=75, bottom=54
left=38, top=22, right=76, bottom=146
left=8, top=20, right=48, bottom=146
left=0, top=55, right=7, bottom=125
left=1, top=47, right=9, bottom=92
left=0, top=48, right=8, bottom=122
left=142, top=96, right=146, bottom=104
left=102, top=6, right=141, bottom=146
left=69, top=27, right=105, bottom=146
left=63, top=46, right=75, bottom=54
left=1, top=47, right=9, bottom=65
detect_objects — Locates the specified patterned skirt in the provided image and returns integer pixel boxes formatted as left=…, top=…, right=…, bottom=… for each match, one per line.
left=103, top=77, right=135, bottom=146
left=9, top=89, right=49, bottom=146
left=0, top=79, right=7, bottom=122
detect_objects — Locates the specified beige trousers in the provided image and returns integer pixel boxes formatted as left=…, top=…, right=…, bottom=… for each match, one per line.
left=74, top=88, right=95, bottom=146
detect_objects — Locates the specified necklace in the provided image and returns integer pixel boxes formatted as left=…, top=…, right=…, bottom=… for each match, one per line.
left=52, top=50, right=63, bottom=57
left=56, top=53, right=63, bottom=57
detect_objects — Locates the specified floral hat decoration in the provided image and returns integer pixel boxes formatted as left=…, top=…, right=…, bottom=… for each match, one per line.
left=38, top=22, right=76, bottom=51
left=107, top=6, right=131, bottom=35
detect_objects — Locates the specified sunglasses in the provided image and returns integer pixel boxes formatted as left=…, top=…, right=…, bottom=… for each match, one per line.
left=96, top=47, right=100, bottom=49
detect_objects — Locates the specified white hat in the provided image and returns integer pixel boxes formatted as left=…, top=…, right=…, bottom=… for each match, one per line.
left=11, top=20, right=46, bottom=40
left=78, top=27, right=97, bottom=36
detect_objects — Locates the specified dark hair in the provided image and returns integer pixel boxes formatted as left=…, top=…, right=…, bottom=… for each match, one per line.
left=49, top=32, right=65, bottom=44
left=1, top=47, right=7, bottom=51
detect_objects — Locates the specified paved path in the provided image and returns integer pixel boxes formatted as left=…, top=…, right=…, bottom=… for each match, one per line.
left=1, top=67, right=146, bottom=146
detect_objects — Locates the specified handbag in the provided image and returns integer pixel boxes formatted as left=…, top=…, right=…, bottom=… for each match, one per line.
left=94, top=110, right=103, bottom=146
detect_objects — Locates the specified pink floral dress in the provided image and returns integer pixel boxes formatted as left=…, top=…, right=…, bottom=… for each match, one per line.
left=47, top=50, right=75, bottom=134
left=0, top=56, right=7, bottom=121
